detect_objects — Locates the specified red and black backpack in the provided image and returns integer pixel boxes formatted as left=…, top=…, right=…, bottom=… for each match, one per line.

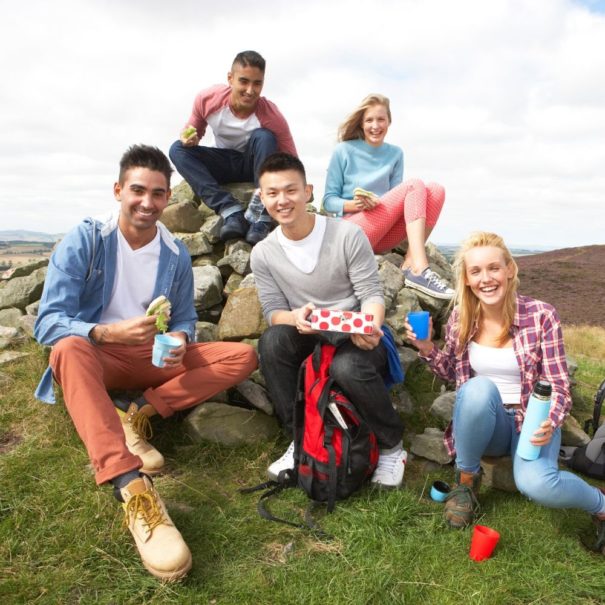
left=241, top=343, right=379, bottom=530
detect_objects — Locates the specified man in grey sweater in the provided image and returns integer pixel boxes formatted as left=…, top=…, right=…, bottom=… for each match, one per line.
left=250, top=153, right=406, bottom=488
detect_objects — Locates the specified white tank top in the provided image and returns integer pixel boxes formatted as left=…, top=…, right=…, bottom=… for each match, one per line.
left=468, top=341, right=521, bottom=405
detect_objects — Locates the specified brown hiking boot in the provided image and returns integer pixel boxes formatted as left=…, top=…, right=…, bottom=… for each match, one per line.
left=444, top=468, right=482, bottom=529
left=118, top=403, right=165, bottom=475
left=119, top=476, right=192, bottom=581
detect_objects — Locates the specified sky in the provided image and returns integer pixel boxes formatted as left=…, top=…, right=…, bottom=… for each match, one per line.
left=1, top=0, right=604, bottom=248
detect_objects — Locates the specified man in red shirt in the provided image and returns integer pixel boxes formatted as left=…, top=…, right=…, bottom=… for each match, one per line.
left=170, top=50, right=297, bottom=244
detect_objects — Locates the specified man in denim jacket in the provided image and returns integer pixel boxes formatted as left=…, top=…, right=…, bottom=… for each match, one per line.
left=34, top=144, right=257, bottom=581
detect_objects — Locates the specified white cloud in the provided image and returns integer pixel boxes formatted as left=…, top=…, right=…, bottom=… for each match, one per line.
left=0, top=0, right=604, bottom=247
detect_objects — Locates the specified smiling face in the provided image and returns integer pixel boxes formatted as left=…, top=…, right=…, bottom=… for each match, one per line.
left=259, top=168, right=313, bottom=239
left=463, top=245, right=515, bottom=310
left=362, top=103, right=390, bottom=147
left=114, top=167, right=170, bottom=245
left=227, top=64, right=264, bottom=116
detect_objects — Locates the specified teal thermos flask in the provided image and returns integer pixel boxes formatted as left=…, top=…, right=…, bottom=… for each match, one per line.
left=517, top=380, right=552, bottom=461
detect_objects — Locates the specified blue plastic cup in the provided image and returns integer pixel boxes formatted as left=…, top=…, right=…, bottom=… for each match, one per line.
left=407, top=311, right=430, bottom=340
left=430, top=480, right=451, bottom=502
left=152, top=334, right=182, bottom=368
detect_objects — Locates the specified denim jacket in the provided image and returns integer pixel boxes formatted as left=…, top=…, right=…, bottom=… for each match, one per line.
left=34, top=213, right=197, bottom=403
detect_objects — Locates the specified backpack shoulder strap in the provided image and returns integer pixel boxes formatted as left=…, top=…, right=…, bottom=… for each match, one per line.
left=592, top=379, right=605, bottom=434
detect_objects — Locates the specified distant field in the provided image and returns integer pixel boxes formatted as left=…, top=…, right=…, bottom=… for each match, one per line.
left=0, top=241, right=53, bottom=270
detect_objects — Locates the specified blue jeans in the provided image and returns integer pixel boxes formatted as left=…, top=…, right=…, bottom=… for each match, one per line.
left=169, top=128, right=277, bottom=221
left=258, top=325, right=404, bottom=449
left=453, top=376, right=604, bottom=514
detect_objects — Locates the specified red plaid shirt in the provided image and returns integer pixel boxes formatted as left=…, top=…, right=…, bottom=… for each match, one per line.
left=421, top=294, right=571, bottom=457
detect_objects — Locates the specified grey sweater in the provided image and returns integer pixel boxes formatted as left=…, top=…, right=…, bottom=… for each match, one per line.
left=250, top=217, right=384, bottom=324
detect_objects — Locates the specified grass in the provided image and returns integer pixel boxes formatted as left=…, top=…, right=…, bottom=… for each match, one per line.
left=1, top=329, right=605, bottom=604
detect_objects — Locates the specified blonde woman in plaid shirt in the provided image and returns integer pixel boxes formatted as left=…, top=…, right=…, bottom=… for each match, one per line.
left=405, top=232, right=605, bottom=544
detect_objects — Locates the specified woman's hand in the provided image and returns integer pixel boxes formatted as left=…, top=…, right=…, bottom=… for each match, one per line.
left=529, top=419, right=554, bottom=446
left=403, top=317, right=435, bottom=356
left=343, top=194, right=379, bottom=213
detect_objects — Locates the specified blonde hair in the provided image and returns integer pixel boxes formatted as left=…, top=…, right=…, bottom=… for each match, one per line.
left=338, top=94, right=392, bottom=142
left=452, top=232, right=519, bottom=353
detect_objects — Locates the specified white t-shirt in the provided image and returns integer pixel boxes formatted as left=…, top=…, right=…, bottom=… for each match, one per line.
left=99, top=228, right=161, bottom=324
left=276, top=215, right=327, bottom=274
left=207, top=107, right=262, bottom=151
left=468, top=341, right=522, bottom=405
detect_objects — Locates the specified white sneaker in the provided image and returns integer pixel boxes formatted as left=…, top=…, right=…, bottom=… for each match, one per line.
left=267, top=441, right=296, bottom=481
left=371, top=448, right=408, bottom=488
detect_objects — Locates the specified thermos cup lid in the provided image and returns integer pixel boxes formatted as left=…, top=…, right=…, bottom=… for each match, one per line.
left=534, top=380, right=552, bottom=398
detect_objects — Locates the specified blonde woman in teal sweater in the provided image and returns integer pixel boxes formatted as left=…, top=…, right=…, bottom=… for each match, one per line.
left=324, top=93, right=452, bottom=300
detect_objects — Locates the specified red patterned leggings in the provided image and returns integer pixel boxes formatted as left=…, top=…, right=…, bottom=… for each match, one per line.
left=343, top=179, right=445, bottom=254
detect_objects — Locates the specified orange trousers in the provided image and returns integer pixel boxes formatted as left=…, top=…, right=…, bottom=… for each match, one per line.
left=50, top=336, right=257, bottom=484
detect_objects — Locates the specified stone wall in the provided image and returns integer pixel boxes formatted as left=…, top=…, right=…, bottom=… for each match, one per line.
left=0, top=182, right=587, bottom=476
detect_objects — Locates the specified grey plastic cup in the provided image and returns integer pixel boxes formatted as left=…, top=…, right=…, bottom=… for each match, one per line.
left=152, top=334, right=182, bottom=367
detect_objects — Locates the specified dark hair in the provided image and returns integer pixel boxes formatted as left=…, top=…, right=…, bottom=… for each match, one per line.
left=118, top=145, right=173, bottom=186
left=232, top=50, right=266, bottom=72
left=259, top=153, right=306, bottom=182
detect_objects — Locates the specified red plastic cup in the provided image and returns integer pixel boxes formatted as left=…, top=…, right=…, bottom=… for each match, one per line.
left=469, top=525, right=500, bottom=561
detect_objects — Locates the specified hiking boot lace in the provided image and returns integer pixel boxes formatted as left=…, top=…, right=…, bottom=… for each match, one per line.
left=124, top=490, right=165, bottom=532
left=128, top=410, right=153, bottom=440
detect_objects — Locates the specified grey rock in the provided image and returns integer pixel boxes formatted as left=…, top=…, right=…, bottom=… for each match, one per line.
left=378, top=260, right=405, bottom=311
left=224, top=273, right=244, bottom=296
left=0, top=326, right=26, bottom=349
left=195, top=321, right=219, bottom=343
left=197, top=303, right=224, bottom=324
left=19, top=314, right=37, bottom=338
left=391, top=387, right=414, bottom=415
left=380, top=252, right=404, bottom=268
left=223, top=182, right=256, bottom=206
left=217, top=249, right=251, bottom=276
left=566, top=355, right=578, bottom=378
left=218, top=287, right=267, bottom=341
left=235, top=379, right=274, bottom=415
left=385, top=289, right=422, bottom=342
left=192, top=265, right=223, bottom=310
left=239, top=273, right=256, bottom=289
left=184, top=402, right=279, bottom=446
left=0, top=267, right=47, bottom=311
left=0, top=307, right=24, bottom=328
left=426, top=242, right=454, bottom=282
left=161, top=202, right=204, bottom=233
left=225, top=240, right=252, bottom=256
left=481, top=456, right=517, bottom=492
left=410, top=427, right=453, bottom=465
left=430, top=391, right=456, bottom=423
left=175, top=232, right=213, bottom=256
left=0, top=350, right=30, bottom=366
left=25, top=300, right=39, bottom=316
left=412, top=288, right=451, bottom=320
left=398, top=346, right=420, bottom=371
left=561, top=414, right=591, bottom=447
left=200, top=215, right=222, bottom=244
left=192, top=252, right=223, bottom=267
left=250, top=368, right=266, bottom=388
left=169, top=180, right=196, bottom=205
left=1, top=258, right=48, bottom=280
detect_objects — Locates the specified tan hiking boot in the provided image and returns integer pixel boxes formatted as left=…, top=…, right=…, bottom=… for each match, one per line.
left=119, top=476, right=192, bottom=581
left=444, top=468, right=482, bottom=528
left=118, top=403, right=165, bottom=475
